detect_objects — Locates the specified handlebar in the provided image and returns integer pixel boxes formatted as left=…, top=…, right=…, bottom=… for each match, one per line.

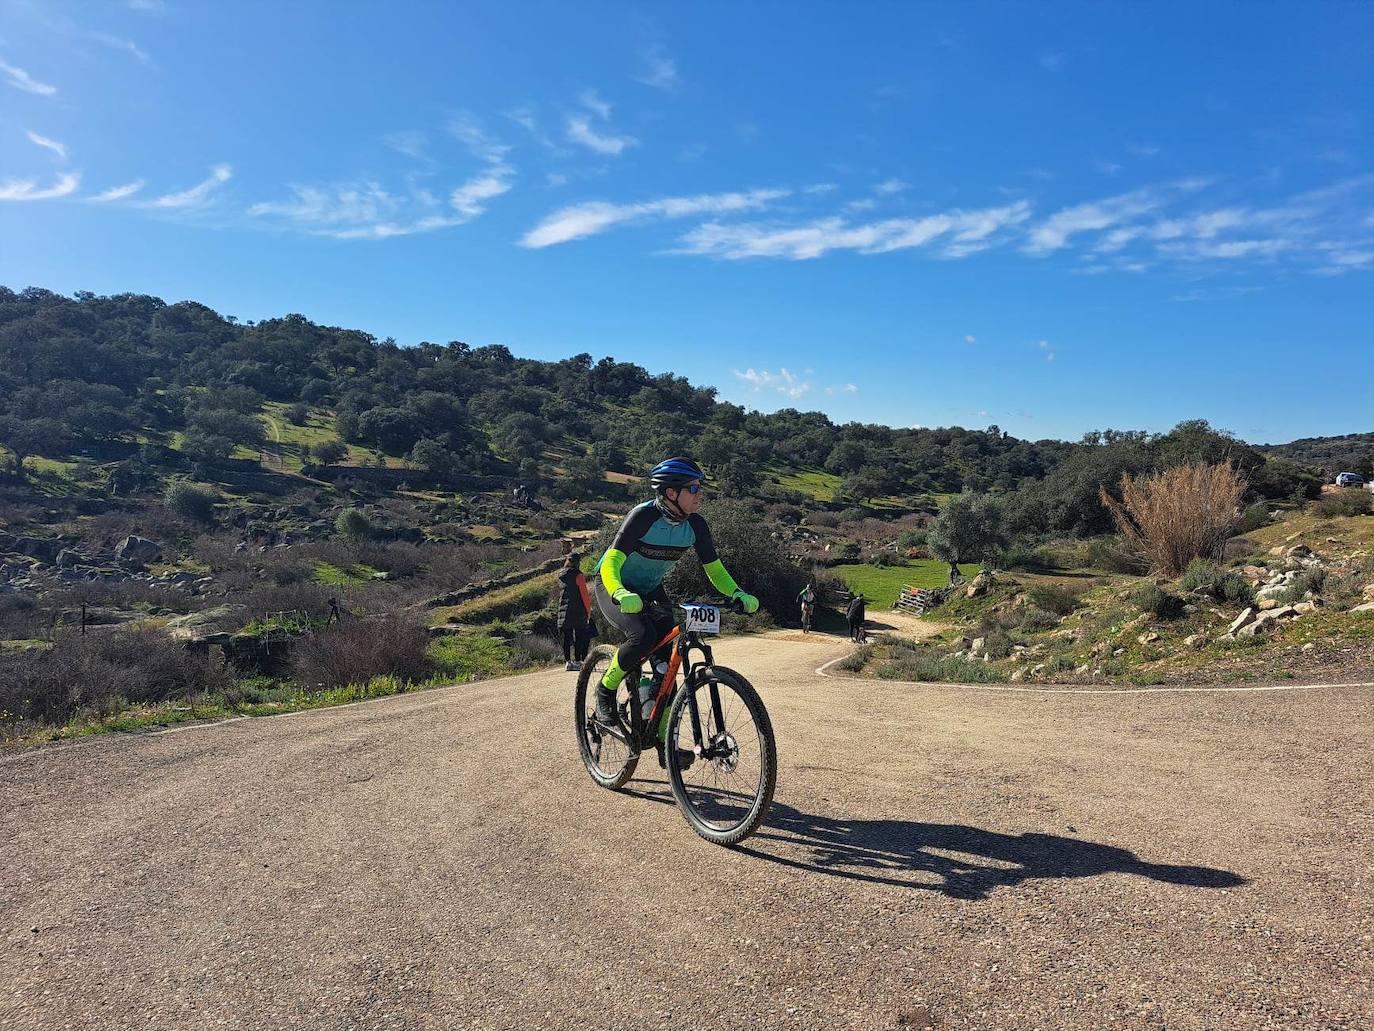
left=611, top=594, right=748, bottom=616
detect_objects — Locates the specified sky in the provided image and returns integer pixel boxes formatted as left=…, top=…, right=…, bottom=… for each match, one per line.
left=1, top=0, right=1371, bottom=445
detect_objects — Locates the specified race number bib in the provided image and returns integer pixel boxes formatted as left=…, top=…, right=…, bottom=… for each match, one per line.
left=680, top=603, right=722, bottom=634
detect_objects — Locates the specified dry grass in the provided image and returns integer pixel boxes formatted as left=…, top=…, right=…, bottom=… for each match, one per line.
left=1101, top=463, right=1246, bottom=577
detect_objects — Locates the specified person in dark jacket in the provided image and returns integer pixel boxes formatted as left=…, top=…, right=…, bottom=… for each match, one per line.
left=846, top=592, right=867, bottom=643
left=557, top=551, right=594, bottom=671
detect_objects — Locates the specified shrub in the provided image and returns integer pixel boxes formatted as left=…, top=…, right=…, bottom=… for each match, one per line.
left=287, top=403, right=309, bottom=426
left=1027, top=583, right=1083, bottom=616
left=1131, top=584, right=1187, bottom=620
left=0, top=627, right=235, bottom=726
left=876, top=650, right=1006, bottom=684
left=1181, top=559, right=1255, bottom=606
left=1314, top=489, right=1372, bottom=519
left=312, top=439, right=348, bottom=466
left=1100, top=463, right=1246, bottom=576
left=895, top=529, right=927, bottom=550
left=1084, top=537, right=1149, bottom=575
left=507, top=634, right=563, bottom=667
left=164, top=481, right=219, bottom=524
left=996, top=542, right=1059, bottom=572
left=1237, top=502, right=1271, bottom=534
left=335, top=507, right=372, bottom=540
left=1181, top=559, right=1224, bottom=594
left=836, top=645, right=872, bottom=672
left=871, top=550, right=902, bottom=567
left=289, top=613, right=432, bottom=692
left=1018, top=606, right=1061, bottom=632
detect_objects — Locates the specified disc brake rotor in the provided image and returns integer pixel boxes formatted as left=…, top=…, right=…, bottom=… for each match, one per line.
left=708, top=730, right=740, bottom=773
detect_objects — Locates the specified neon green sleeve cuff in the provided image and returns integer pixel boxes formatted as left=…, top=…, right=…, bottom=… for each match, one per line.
left=600, top=549, right=628, bottom=595
left=703, top=559, right=740, bottom=598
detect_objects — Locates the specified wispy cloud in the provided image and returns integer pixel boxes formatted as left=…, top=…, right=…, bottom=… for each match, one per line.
left=451, top=166, right=514, bottom=218
left=91, top=180, right=145, bottom=202
left=874, top=178, right=908, bottom=195
left=1038, top=339, right=1056, bottom=362
left=1127, top=144, right=1161, bottom=158
left=384, top=131, right=428, bottom=161
left=0, top=172, right=79, bottom=201
left=578, top=89, right=612, bottom=121
left=635, top=45, right=681, bottom=91
left=250, top=182, right=468, bottom=239
left=734, top=367, right=811, bottom=400
left=521, top=188, right=788, bottom=248
left=565, top=91, right=637, bottom=155
left=1039, top=50, right=1063, bottom=71
left=964, top=334, right=976, bottom=344
left=26, top=130, right=66, bottom=160
left=127, top=0, right=166, bottom=10
left=1025, top=186, right=1176, bottom=254
left=256, top=115, right=514, bottom=239
left=146, top=164, right=232, bottom=209
left=678, top=201, right=1031, bottom=261
left=446, top=114, right=511, bottom=165
left=0, top=58, right=57, bottom=96
left=92, top=33, right=152, bottom=66
left=566, top=115, right=636, bottom=156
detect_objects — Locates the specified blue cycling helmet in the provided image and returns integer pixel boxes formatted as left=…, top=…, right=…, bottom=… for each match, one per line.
left=649, top=456, right=706, bottom=492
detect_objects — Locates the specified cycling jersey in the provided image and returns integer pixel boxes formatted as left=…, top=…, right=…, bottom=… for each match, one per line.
left=595, top=500, right=721, bottom=595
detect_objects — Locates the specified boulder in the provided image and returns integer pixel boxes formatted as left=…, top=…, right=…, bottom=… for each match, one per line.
left=115, top=535, right=163, bottom=564
left=1184, top=633, right=1207, bottom=650
left=1292, top=601, right=1318, bottom=615
left=1352, top=601, right=1374, bottom=614
left=1227, top=608, right=1258, bottom=637
left=966, top=572, right=995, bottom=598
left=55, top=548, right=85, bottom=569
left=971, top=637, right=987, bottom=653
left=1137, top=631, right=1160, bottom=645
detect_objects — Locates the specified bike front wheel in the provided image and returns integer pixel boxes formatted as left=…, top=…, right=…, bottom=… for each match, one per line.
left=664, top=665, right=777, bottom=846
left=574, top=645, right=639, bottom=790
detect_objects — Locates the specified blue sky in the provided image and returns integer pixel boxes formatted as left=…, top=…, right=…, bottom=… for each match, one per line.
left=2, top=0, right=1371, bottom=444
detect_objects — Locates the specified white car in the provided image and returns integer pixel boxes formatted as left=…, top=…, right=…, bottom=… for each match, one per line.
left=1335, top=472, right=1365, bottom=488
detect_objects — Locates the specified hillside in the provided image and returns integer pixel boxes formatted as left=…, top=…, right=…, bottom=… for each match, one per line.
left=2, top=284, right=1371, bottom=745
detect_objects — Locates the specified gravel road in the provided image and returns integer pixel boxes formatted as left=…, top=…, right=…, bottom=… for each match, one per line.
left=2, top=631, right=1371, bottom=1030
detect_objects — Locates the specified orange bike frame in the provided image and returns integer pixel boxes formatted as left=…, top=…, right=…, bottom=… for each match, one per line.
left=645, top=625, right=684, bottom=724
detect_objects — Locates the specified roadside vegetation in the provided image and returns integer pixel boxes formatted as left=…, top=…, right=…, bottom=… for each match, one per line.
left=1, top=287, right=1371, bottom=743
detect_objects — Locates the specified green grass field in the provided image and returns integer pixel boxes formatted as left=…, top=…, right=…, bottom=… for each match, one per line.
left=773, top=468, right=842, bottom=502
left=832, top=560, right=982, bottom=608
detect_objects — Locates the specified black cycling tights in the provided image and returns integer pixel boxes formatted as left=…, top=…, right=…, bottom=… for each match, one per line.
left=591, top=579, right=675, bottom=674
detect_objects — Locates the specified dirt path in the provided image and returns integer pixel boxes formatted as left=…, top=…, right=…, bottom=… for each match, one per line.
left=2, top=633, right=1371, bottom=1029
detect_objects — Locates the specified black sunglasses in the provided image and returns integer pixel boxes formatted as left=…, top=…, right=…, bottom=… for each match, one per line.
left=675, top=483, right=703, bottom=495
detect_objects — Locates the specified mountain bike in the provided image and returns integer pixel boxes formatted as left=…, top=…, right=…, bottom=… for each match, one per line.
left=800, top=600, right=813, bottom=634
left=574, top=598, right=777, bottom=846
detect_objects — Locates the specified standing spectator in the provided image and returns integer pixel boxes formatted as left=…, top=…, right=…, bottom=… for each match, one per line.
left=557, top=552, right=594, bottom=671
left=846, top=592, right=867, bottom=643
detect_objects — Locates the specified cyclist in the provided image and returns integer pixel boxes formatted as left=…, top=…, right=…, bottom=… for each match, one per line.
left=591, top=457, right=759, bottom=728
left=797, top=583, right=815, bottom=631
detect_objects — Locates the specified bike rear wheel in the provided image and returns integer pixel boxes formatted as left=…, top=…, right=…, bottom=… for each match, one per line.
left=664, top=665, right=776, bottom=846
left=574, top=645, right=638, bottom=789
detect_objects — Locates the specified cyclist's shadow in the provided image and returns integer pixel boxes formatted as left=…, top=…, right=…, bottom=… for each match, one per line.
left=628, top=783, right=1246, bottom=900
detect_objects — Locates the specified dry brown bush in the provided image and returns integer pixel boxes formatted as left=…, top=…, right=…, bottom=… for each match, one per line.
left=1100, top=463, right=1246, bottom=577
left=0, top=627, right=235, bottom=725
left=289, top=612, right=433, bottom=691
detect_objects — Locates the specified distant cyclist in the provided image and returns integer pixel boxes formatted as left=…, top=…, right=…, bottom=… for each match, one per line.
left=591, top=457, right=759, bottom=726
left=797, top=583, right=815, bottom=633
